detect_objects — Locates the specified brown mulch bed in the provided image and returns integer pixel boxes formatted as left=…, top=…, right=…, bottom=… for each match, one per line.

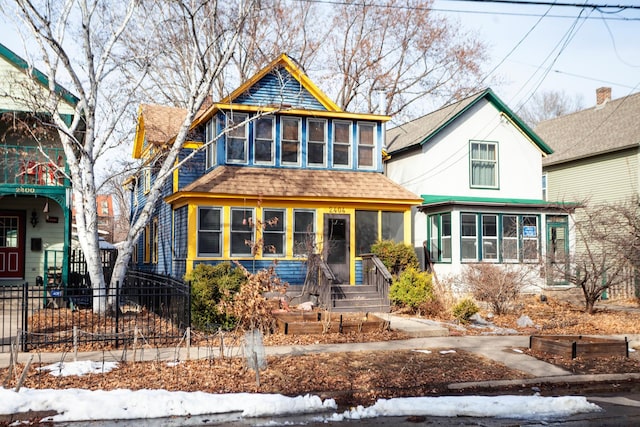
left=5, top=294, right=640, bottom=408
left=2, top=349, right=531, bottom=408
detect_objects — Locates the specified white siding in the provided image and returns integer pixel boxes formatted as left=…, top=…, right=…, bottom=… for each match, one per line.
left=0, top=55, right=76, bottom=114
left=386, top=99, right=544, bottom=201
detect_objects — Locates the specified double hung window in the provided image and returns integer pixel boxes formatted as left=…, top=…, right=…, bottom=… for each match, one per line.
left=281, top=117, right=301, bottom=165
left=333, top=121, right=351, bottom=167
left=255, top=117, right=274, bottom=164
left=357, top=122, right=375, bottom=168
left=470, top=141, right=498, bottom=188
left=428, top=213, right=451, bottom=263
left=205, top=119, right=216, bottom=169
left=481, top=215, right=498, bottom=261
left=262, top=208, right=285, bottom=256
left=230, top=208, right=254, bottom=256
left=293, top=210, right=315, bottom=256
left=461, top=213, right=478, bottom=261
left=197, top=207, right=222, bottom=256
left=307, top=119, right=326, bottom=166
left=226, top=113, right=248, bottom=163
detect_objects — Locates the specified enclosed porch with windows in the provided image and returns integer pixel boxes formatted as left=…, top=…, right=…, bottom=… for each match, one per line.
left=420, top=196, right=576, bottom=289
left=164, top=166, right=421, bottom=311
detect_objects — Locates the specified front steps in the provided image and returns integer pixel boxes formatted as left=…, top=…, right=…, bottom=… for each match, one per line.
left=330, top=284, right=390, bottom=313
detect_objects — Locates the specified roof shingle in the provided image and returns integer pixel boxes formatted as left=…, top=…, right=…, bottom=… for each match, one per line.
left=537, top=91, right=640, bottom=166
left=174, top=166, right=421, bottom=202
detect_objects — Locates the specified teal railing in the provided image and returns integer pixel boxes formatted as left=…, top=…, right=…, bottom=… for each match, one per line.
left=0, top=145, right=66, bottom=186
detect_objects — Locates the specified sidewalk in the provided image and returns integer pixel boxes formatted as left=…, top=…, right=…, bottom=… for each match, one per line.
left=2, top=314, right=639, bottom=393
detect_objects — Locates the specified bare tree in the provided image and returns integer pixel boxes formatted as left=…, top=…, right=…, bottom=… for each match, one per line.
left=564, top=203, right=632, bottom=314
left=325, top=0, right=487, bottom=118
left=9, top=0, right=260, bottom=312
left=520, top=90, right=584, bottom=127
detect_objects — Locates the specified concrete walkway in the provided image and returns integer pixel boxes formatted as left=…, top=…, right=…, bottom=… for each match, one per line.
left=2, top=314, right=639, bottom=393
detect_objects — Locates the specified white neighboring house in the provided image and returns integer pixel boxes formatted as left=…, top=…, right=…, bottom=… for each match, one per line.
left=385, top=88, right=575, bottom=289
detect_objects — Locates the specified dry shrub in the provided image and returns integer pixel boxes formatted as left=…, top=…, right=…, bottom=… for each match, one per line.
left=218, top=262, right=288, bottom=335
left=462, top=263, right=526, bottom=315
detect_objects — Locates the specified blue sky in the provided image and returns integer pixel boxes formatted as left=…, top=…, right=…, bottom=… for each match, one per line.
left=432, top=0, right=640, bottom=110
left=2, top=1, right=639, bottom=113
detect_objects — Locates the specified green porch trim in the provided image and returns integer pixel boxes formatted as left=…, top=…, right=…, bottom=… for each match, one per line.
left=420, top=194, right=579, bottom=209
left=0, top=43, right=79, bottom=107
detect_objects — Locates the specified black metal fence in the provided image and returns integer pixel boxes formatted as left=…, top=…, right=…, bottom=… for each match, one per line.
left=0, top=271, right=190, bottom=353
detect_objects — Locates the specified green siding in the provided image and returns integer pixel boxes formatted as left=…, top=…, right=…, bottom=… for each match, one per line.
left=545, top=147, right=639, bottom=205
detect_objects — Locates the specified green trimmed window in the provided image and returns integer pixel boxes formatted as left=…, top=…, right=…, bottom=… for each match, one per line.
left=470, top=141, right=498, bottom=188
left=428, top=213, right=451, bottom=263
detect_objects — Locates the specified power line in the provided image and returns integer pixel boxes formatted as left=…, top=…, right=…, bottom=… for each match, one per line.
left=296, top=0, right=640, bottom=20
left=439, top=0, right=640, bottom=9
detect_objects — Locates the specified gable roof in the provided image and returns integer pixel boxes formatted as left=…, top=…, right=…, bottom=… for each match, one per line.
left=190, top=53, right=390, bottom=129
left=537, top=91, right=640, bottom=166
left=386, top=88, right=552, bottom=156
left=133, top=104, right=187, bottom=158
left=0, top=42, right=79, bottom=107
left=134, top=54, right=391, bottom=158
left=166, top=166, right=421, bottom=204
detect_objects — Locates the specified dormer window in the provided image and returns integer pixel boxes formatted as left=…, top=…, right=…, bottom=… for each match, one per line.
left=255, top=116, right=274, bottom=164
left=333, top=121, right=351, bottom=168
left=357, top=122, right=375, bottom=169
left=205, top=119, right=216, bottom=169
left=226, top=112, right=248, bottom=163
left=307, top=118, right=326, bottom=167
left=281, top=117, right=301, bottom=165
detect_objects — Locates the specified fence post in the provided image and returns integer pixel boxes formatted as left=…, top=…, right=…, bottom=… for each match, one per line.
left=115, top=280, right=120, bottom=349
left=187, top=281, right=192, bottom=330
left=21, top=282, right=29, bottom=352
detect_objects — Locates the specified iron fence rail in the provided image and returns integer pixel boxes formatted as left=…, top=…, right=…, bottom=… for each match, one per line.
left=0, top=271, right=190, bottom=353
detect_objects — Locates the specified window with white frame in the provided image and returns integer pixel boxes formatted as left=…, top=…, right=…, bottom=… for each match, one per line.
left=205, top=118, right=216, bottom=169
left=461, top=213, right=540, bottom=263
left=461, top=213, right=478, bottom=261
left=262, top=208, right=285, bottom=256
left=293, top=209, right=315, bottom=256
left=357, top=122, right=375, bottom=168
left=281, top=117, right=301, bottom=165
left=197, top=207, right=222, bottom=256
left=307, top=118, right=326, bottom=166
left=470, top=141, right=498, bottom=188
left=542, top=173, right=547, bottom=201
left=254, top=116, right=274, bottom=164
left=428, top=212, right=451, bottom=263
left=230, top=207, right=254, bottom=255
left=143, top=168, right=151, bottom=194
left=481, top=214, right=498, bottom=261
left=502, top=215, right=519, bottom=262
left=226, top=112, right=248, bottom=163
left=333, top=121, right=351, bottom=167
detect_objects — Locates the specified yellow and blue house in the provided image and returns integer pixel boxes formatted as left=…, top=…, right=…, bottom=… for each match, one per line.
left=131, top=54, right=421, bottom=286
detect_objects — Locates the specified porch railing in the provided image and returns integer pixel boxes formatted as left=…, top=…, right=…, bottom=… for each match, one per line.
left=0, top=144, right=66, bottom=186
left=315, top=256, right=337, bottom=310
left=361, top=254, right=392, bottom=308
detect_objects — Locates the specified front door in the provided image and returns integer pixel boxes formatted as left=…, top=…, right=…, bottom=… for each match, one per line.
left=546, top=216, right=569, bottom=285
left=324, top=214, right=350, bottom=284
left=0, top=211, right=25, bottom=279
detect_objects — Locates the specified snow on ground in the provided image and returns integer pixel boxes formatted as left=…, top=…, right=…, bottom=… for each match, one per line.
left=0, top=361, right=602, bottom=423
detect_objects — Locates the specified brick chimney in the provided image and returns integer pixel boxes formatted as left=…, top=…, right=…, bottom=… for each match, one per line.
left=596, top=87, right=611, bottom=106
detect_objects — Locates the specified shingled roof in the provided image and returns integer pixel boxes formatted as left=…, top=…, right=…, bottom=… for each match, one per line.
left=167, top=166, right=421, bottom=203
left=139, top=104, right=187, bottom=145
left=537, top=91, right=640, bottom=166
left=386, top=88, right=552, bottom=155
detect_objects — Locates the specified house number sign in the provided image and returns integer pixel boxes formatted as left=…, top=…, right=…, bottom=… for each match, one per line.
left=329, top=207, right=346, bottom=213
left=16, top=187, right=36, bottom=194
